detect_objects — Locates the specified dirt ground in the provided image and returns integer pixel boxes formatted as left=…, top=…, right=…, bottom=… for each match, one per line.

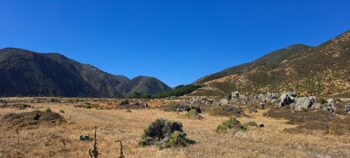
left=0, top=101, right=350, bottom=158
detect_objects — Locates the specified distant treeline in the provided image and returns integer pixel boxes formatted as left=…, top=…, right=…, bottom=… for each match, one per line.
left=128, top=84, right=202, bottom=98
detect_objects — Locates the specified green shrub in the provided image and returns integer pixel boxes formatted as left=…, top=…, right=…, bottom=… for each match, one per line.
left=216, top=117, right=246, bottom=133
left=59, top=109, right=65, bottom=113
left=164, top=131, right=194, bottom=148
left=139, top=118, right=194, bottom=149
left=183, top=109, right=203, bottom=119
left=44, top=107, right=52, bottom=113
left=151, top=84, right=202, bottom=98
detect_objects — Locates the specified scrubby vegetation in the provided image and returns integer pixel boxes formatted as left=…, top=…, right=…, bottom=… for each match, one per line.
left=151, top=84, right=202, bottom=98
left=139, top=118, right=194, bottom=149
left=209, top=82, right=240, bottom=96
left=162, top=102, right=180, bottom=112
left=44, top=107, right=52, bottom=113
left=264, top=107, right=350, bottom=135
left=216, top=117, right=246, bottom=133
left=209, top=105, right=243, bottom=117
left=183, top=109, right=203, bottom=119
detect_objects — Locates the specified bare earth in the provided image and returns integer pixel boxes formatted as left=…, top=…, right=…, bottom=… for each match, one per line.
left=0, top=101, right=349, bottom=158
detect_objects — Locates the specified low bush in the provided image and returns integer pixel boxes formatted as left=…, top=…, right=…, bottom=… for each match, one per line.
left=139, top=118, right=194, bottom=149
left=151, top=84, right=202, bottom=98
left=44, top=107, right=52, bottom=113
left=183, top=109, right=203, bottom=119
left=216, top=117, right=246, bottom=133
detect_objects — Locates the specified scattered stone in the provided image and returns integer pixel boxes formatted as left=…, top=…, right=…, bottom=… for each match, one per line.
left=257, top=94, right=267, bottom=102
left=312, top=103, right=324, bottom=110
left=219, top=99, right=229, bottom=105
left=327, top=99, right=335, bottom=106
left=323, top=105, right=335, bottom=113
left=239, top=95, right=248, bottom=102
left=234, top=130, right=246, bottom=138
left=258, top=124, right=265, bottom=128
left=294, top=97, right=315, bottom=111
left=270, top=99, right=278, bottom=104
left=80, top=135, right=90, bottom=141
left=279, top=92, right=296, bottom=107
left=258, top=102, right=265, bottom=109
left=344, top=105, right=350, bottom=114
left=266, top=92, right=278, bottom=100
left=231, top=91, right=240, bottom=99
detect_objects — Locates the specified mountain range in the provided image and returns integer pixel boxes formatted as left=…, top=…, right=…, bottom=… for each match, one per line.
left=1, top=29, right=349, bottom=98
left=0, top=48, right=171, bottom=97
left=195, top=30, right=350, bottom=97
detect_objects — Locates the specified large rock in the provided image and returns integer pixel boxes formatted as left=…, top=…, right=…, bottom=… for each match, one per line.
left=231, top=91, right=240, bottom=99
left=323, top=105, right=335, bottom=113
left=257, top=93, right=278, bottom=103
left=278, top=92, right=296, bottom=107
left=219, top=99, right=229, bottom=105
left=239, top=95, right=248, bottom=102
left=294, top=97, right=316, bottom=111
left=323, top=98, right=336, bottom=113
left=344, top=105, right=350, bottom=114
left=327, top=98, right=335, bottom=105
left=257, top=94, right=267, bottom=102
left=266, top=92, right=278, bottom=100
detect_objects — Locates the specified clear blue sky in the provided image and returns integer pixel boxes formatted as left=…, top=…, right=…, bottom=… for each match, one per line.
left=1, top=0, right=350, bottom=87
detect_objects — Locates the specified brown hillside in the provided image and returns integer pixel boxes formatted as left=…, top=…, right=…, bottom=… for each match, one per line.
left=195, top=30, right=350, bottom=97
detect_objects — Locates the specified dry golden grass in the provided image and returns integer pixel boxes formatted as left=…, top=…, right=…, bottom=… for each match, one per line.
left=1, top=100, right=350, bottom=158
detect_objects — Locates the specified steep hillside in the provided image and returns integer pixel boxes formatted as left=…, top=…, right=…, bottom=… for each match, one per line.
left=126, top=76, right=171, bottom=97
left=0, top=48, right=171, bottom=97
left=195, top=30, right=350, bottom=97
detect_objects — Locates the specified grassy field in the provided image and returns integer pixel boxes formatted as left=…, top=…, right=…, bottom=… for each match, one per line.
left=0, top=99, right=350, bottom=158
